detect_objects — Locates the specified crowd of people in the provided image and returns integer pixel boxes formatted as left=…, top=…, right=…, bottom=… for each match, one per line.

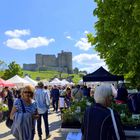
left=0, top=81, right=140, bottom=140
left=0, top=83, right=89, bottom=140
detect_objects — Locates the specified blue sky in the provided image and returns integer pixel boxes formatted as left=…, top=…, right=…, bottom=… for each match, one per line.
left=0, top=0, right=106, bottom=73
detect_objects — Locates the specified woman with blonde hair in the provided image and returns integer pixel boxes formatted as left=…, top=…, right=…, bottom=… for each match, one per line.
left=10, top=85, right=38, bottom=140
left=64, top=87, right=72, bottom=108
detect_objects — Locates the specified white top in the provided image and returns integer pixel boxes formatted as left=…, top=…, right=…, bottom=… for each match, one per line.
left=59, top=97, right=65, bottom=108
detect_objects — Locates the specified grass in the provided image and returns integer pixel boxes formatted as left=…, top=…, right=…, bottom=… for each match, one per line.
left=0, top=70, right=82, bottom=84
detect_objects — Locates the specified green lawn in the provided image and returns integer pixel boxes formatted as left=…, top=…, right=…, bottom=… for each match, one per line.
left=0, top=70, right=82, bottom=84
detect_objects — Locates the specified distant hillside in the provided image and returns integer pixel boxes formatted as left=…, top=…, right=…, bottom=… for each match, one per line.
left=0, top=70, right=82, bottom=84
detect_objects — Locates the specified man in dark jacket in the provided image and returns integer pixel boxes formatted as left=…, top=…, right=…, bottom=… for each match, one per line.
left=81, top=84, right=126, bottom=140
left=50, top=85, right=60, bottom=113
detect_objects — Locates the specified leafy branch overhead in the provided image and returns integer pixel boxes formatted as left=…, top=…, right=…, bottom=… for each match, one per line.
left=89, top=0, right=140, bottom=88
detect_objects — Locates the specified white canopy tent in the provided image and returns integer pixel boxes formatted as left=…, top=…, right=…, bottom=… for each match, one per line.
left=78, top=79, right=83, bottom=85
left=69, top=82, right=75, bottom=86
left=61, top=79, right=70, bottom=86
left=50, top=78, right=62, bottom=85
left=6, top=75, right=30, bottom=88
left=40, top=79, right=50, bottom=85
left=24, top=76, right=38, bottom=86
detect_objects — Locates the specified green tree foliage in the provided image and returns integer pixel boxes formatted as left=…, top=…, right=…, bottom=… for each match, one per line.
left=73, top=67, right=79, bottom=74
left=2, top=61, right=23, bottom=80
left=88, top=0, right=140, bottom=88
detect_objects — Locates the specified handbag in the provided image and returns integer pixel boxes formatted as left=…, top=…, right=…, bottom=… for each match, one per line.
left=6, top=99, right=26, bottom=129
left=11, top=99, right=26, bottom=138
left=108, top=107, right=120, bottom=140
left=6, top=116, right=13, bottom=129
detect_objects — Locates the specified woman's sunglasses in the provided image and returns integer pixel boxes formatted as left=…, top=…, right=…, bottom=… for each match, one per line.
left=23, top=91, right=33, bottom=94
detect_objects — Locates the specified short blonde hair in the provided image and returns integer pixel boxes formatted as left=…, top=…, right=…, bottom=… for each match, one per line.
left=21, top=85, right=35, bottom=98
left=94, top=85, right=112, bottom=104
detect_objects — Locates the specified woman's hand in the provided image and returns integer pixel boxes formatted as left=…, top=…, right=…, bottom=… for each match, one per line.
left=10, top=106, right=17, bottom=120
left=32, top=114, right=39, bottom=119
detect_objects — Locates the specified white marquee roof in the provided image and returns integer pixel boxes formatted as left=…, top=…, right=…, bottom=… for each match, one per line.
left=24, top=76, right=37, bottom=86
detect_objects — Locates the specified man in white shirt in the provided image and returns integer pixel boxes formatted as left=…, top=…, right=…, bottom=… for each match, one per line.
left=34, top=82, right=50, bottom=140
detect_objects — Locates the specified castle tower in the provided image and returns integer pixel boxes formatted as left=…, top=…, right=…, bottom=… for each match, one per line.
left=36, top=54, right=43, bottom=67
left=57, top=50, right=72, bottom=73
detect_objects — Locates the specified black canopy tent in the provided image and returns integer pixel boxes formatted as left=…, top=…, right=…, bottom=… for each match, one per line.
left=83, top=66, right=124, bottom=82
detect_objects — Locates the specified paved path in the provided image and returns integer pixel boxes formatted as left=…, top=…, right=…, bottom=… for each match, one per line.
left=0, top=110, right=68, bottom=140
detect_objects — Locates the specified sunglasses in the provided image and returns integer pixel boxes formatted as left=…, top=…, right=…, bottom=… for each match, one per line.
left=23, top=91, right=33, bottom=94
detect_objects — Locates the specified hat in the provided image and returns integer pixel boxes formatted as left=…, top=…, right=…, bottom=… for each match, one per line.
left=38, top=82, right=44, bottom=87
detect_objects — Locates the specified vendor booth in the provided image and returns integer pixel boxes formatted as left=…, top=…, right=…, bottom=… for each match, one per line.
left=83, top=66, right=124, bottom=82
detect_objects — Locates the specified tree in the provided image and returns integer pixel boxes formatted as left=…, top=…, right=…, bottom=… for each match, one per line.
left=79, top=70, right=87, bottom=75
left=73, top=67, right=79, bottom=74
left=2, top=61, right=23, bottom=80
left=0, top=60, right=7, bottom=71
left=88, top=0, right=140, bottom=88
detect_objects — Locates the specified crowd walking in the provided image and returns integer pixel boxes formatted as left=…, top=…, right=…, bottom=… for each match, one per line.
left=1, top=80, right=140, bottom=140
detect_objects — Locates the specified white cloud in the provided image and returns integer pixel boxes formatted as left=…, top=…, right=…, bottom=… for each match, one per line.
left=66, top=36, right=73, bottom=40
left=73, top=53, right=107, bottom=73
left=5, top=29, right=30, bottom=38
left=73, top=53, right=101, bottom=64
left=79, top=62, right=107, bottom=73
left=75, top=37, right=92, bottom=51
left=84, top=30, right=89, bottom=34
left=4, top=37, right=55, bottom=50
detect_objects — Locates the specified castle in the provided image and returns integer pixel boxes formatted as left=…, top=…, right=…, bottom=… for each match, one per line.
left=23, top=50, right=73, bottom=73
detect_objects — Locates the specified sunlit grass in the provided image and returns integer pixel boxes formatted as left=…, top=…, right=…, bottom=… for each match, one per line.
left=0, top=70, right=82, bottom=84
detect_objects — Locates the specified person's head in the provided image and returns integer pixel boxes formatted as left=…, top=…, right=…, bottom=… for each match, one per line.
left=1, top=89, right=7, bottom=97
left=76, top=85, right=80, bottom=89
left=21, top=85, right=35, bottom=100
left=37, top=82, right=44, bottom=88
left=90, top=89, right=95, bottom=97
left=53, top=85, right=57, bottom=89
left=66, top=87, right=71, bottom=93
left=4, top=86, right=9, bottom=91
left=44, top=86, right=48, bottom=90
left=94, top=85, right=113, bottom=107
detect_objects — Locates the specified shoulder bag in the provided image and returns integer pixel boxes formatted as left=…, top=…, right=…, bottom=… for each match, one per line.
left=6, top=99, right=26, bottom=129
left=108, top=107, right=120, bottom=140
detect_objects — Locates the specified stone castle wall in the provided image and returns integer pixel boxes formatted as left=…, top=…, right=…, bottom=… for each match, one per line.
left=23, top=50, right=72, bottom=73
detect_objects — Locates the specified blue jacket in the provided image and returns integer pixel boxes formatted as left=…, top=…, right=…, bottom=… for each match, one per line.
left=34, top=88, right=49, bottom=114
left=81, top=103, right=126, bottom=140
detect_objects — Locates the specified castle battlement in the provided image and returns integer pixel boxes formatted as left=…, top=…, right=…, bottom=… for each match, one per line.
left=23, top=50, right=72, bottom=73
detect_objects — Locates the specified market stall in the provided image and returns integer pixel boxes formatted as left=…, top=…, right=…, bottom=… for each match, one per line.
left=61, top=67, right=140, bottom=139
left=83, top=66, right=124, bottom=82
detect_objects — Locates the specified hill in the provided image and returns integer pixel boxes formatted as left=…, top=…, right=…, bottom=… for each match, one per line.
left=0, top=70, right=82, bottom=84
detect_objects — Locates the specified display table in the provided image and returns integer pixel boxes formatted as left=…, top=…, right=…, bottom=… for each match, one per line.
left=60, top=128, right=81, bottom=133
left=61, top=128, right=140, bottom=140
left=125, top=130, right=140, bottom=140
left=60, top=128, right=81, bottom=140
